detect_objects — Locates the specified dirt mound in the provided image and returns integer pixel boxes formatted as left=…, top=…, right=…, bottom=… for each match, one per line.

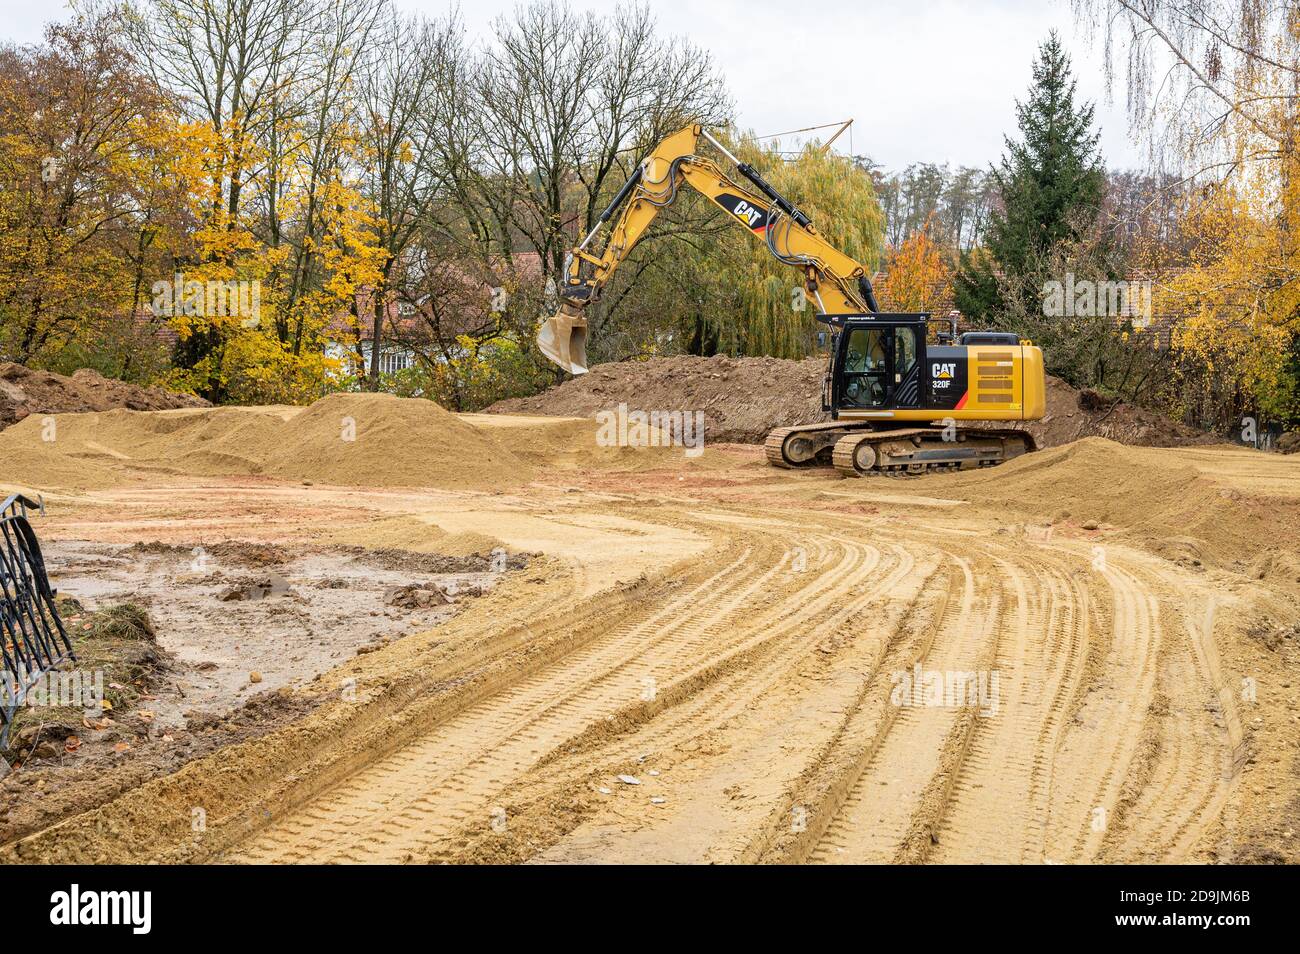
left=0, top=391, right=696, bottom=494
left=488, top=355, right=1218, bottom=449
left=945, top=436, right=1300, bottom=573
left=950, top=437, right=1206, bottom=525
left=489, top=355, right=826, bottom=444
left=260, top=393, right=522, bottom=491
left=1025, top=376, right=1218, bottom=449
left=0, top=395, right=517, bottom=491
left=0, top=363, right=207, bottom=429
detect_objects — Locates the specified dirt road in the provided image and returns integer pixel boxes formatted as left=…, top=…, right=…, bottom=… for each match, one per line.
left=5, top=428, right=1293, bottom=866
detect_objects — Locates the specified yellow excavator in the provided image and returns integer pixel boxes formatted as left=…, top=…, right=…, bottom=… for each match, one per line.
left=537, top=124, right=1046, bottom=476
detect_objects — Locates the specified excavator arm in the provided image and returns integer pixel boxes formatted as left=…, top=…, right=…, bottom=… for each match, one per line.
left=537, top=124, right=880, bottom=374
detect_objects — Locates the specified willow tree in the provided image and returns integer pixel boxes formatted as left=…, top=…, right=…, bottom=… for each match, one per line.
left=728, top=139, right=886, bottom=357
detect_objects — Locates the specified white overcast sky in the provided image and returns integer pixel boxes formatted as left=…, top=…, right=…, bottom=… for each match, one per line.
left=2, top=0, right=1144, bottom=171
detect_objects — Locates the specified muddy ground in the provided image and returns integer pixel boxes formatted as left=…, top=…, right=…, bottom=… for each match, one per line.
left=1, top=534, right=526, bottom=845
left=0, top=393, right=1296, bottom=865
left=46, top=539, right=520, bottom=720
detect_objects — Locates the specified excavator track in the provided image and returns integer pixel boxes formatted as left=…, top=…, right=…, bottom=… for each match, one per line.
left=831, top=426, right=1036, bottom=477
left=765, top=422, right=1035, bottom=476
left=764, top=422, right=868, bottom=468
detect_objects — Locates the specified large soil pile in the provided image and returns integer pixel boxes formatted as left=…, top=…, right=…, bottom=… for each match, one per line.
left=488, top=355, right=1219, bottom=449
left=0, top=363, right=208, bottom=429
left=491, top=355, right=826, bottom=444
left=0, top=392, right=696, bottom=493
left=1027, top=376, right=1217, bottom=449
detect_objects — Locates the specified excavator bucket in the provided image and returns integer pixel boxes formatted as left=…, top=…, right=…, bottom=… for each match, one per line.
left=537, top=309, right=589, bottom=375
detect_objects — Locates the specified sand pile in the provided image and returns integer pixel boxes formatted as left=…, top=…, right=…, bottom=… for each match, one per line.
left=487, top=355, right=1219, bottom=449
left=0, top=363, right=208, bottom=429
left=260, top=394, right=523, bottom=491
left=0, top=392, right=693, bottom=494
left=948, top=437, right=1206, bottom=524
left=945, top=436, right=1300, bottom=577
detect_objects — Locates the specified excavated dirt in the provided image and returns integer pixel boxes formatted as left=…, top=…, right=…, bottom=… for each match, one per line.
left=489, top=355, right=826, bottom=444
left=0, top=363, right=207, bottom=430
left=0, top=394, right=1296, bottom=867
left=487, top=355, right=1221, bottom=449
left=0, top=392, right=707, bottom=494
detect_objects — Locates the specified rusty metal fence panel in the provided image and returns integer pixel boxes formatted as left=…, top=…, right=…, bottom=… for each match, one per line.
left=1, top=494, right=74, bottom=745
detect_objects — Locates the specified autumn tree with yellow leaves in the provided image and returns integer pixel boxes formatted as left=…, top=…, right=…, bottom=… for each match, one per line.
left=122, top=0, right=391, bottom=403
left=1078, top=0, right=1300, bottom=427
left=877, top=216, right=953, bottom=314
left=0, top=13, right=200, bottom=378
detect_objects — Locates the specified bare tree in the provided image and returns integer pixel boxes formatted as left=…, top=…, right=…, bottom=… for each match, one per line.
left=354, top=10, right=464, bottom=390
left=438, top=1, right=728, bottom=325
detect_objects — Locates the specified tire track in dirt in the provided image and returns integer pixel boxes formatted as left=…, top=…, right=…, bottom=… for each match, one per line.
left=227, top=521, right=879, bottom=863
left=227, top=543, right=776, bottom=863
left=1095, top=561, right=1239, bottom=861
left=500, top=537, right=938, bottom=864
left=1042, top=556, right=1162, bottom=862
left=927, top=554, right=1090, bottom=862
left=809, top=554, right=1002, bottom=864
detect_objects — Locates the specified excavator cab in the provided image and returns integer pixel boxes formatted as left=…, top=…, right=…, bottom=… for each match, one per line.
left=832, top=316, right=926, bottom=412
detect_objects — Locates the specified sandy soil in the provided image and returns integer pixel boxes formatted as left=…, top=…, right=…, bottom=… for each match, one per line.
left=1, top=397, right=1297, bottom=865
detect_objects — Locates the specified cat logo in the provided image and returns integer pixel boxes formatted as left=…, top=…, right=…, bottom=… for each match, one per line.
left=932, top=362, right=956, bottom=380
left=732, top=200, right=764, bottom=229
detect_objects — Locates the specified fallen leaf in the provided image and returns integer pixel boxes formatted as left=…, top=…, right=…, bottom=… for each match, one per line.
left=113, top=742, right=131, bottom=753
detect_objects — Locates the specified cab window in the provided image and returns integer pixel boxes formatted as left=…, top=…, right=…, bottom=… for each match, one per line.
left=841, top=328, right=889, bottom=407
left=894, top=326, right=917, bottom=378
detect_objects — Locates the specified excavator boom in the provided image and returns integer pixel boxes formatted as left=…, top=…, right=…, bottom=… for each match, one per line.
left=537, top=124, right=878, bottom=374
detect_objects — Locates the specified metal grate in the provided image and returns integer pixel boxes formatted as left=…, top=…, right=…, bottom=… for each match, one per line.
left=1, top=494, right=74, bottom=746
